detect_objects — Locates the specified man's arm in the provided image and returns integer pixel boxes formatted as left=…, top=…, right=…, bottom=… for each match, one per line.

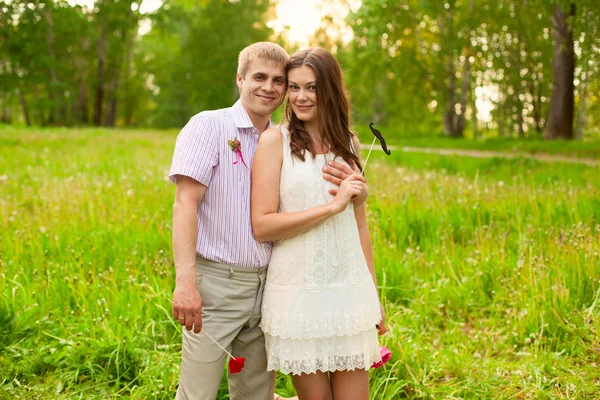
left=172, top=176, right=206, bottom=333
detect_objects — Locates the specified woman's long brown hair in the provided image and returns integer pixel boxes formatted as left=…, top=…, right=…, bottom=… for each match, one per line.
left=284, top=48, right=361, bottom=170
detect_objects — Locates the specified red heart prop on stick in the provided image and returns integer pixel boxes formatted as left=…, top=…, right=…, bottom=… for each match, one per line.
left=201, top=330, right=246, bottom=374
left=229, top=357, right=245, bottom=374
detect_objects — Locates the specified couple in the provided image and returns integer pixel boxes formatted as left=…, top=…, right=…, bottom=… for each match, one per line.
left=169, top=42, right=387, bottom=400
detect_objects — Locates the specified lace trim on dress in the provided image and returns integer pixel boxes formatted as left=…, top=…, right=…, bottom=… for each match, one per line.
left=264, top=327, right=382, bottom=374
left=267, top=354, right=376, bottom=375
left=260, top=308, right=381, bottom=339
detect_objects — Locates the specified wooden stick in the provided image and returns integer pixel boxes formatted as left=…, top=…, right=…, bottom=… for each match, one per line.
left=202, top=330, right=237, bottom=360
left=361, top=137, right=377, bottom=175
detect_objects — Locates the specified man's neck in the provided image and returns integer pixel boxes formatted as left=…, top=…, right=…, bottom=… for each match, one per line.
left=242, top=104, right=270, bottom=133
left=251, top=116, right=270, bottom=134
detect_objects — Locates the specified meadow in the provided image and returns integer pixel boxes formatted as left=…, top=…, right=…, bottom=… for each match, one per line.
left=353, top=124, right=600, bottom=160
left=1, top=127, right=599, bottom=399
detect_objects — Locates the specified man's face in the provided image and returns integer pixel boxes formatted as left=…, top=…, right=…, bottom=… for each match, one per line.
left=236, top=59, right=287, bottom=124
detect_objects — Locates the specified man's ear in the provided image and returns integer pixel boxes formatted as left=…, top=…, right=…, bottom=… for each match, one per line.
left=236, top=73, right=243, bottom=89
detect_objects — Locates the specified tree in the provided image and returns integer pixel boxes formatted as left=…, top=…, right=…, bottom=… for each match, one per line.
left=347, top=0, right=491, bottom=137
left=545, top=3, right=576, bottom=139
left=486, top=0, right=553, bottom=137
left=544, top=0, right=600, bottom=140
left=141, top=0, right=276, bottom=128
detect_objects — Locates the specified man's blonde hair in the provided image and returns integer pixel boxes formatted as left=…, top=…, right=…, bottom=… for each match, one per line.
left=237, top=42, right=289, bottom=78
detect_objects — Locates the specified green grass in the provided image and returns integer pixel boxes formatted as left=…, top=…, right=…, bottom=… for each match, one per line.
left=1, top=127, right=599, bottom=399
left=354, top=124, right=600, bottom=159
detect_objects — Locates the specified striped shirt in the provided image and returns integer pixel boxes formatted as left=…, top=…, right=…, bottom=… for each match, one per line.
left=169, top=100, right=272, bottom=268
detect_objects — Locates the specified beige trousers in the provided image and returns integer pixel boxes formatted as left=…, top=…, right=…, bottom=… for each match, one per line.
left=176, top=255, right=275, bottom=400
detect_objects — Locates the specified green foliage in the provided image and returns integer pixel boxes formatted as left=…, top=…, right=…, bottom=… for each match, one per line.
left=0, top=0, right=599, bottom=135
left=140, top=0, right=276, bottom=128
left=344, top=0, right=442, bottom=132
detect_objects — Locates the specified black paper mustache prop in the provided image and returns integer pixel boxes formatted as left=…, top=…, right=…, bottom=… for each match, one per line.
left=369, top=123, right=391, bottom=155
left=361, top=123, right=391, bottom=174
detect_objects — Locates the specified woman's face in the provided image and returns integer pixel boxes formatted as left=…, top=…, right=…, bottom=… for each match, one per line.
left=288, top=65, right=317, bottom=123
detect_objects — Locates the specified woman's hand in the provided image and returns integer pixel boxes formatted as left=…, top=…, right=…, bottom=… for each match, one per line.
left=330, top=174, right=364, bottom=214
left=323, top=161, right=369, bottom=206
left=376, top=302, right=387, bottom=335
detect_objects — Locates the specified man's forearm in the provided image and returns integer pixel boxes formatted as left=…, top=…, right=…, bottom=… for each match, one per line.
left=172, top=199, right=199, bottom=284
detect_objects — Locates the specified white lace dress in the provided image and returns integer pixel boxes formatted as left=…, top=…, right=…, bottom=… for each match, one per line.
left=260, top=127, right=382, bottom=375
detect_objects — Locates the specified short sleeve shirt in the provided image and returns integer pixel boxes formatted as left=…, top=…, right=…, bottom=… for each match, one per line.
left=169, top=100, right=272, bottom=268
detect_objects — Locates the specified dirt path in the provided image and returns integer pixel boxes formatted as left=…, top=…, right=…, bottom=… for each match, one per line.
left=360, top=144, right=600, bottom=167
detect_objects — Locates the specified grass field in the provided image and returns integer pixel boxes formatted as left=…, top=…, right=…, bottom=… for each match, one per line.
left=353, top=124, right=600, bottom=160
left=1, top=127, right=599, bottom=399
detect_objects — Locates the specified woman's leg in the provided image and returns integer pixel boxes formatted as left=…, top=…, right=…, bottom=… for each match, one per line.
left=329, top=369, right=369, bottom=400
left=292, top=371, right=333, bottom=400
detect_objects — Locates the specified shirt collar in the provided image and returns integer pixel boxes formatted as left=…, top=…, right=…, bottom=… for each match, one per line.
left=231, top=99, right=272, bottom=132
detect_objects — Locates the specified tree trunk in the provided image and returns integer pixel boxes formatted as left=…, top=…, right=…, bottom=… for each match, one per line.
left=33, top=85, right=46, bottom=125
left=471, top=100, right=478, bottom=138
left=545, top=3, right=575, bottom=140
left=123, top=32, right=134, bottom=126
left=42, top=6, right=60, bottom=125
left=468, top=0, right=477, bottom=138
left=517, top=110, right=525, bottom=138
left=104, top=44, right=125, bottom=127
left=104, top=79, right=119, bottom=127
left=76, top=37, right=90, bottom=124
left=17, top=85, right=31, bottom=127
left=529, top=72, right=544, bottom=134
left=575, top=70, right=588, bottom=139
left=498, top=95, right=506, bottom=137
left=516, top=96, right=525, bottom=138
left=94, top=20, right=106, bottom=126
left=78, top=77, right=89, bottom=124
left=456, top=52, right=471, bottom=135
left=1, top=106, right=11, bottom=124
left=441, top=7, right=461, bottom=137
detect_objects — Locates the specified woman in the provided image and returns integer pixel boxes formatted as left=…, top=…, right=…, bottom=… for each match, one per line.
left=252, top=47, right=386, bottom=399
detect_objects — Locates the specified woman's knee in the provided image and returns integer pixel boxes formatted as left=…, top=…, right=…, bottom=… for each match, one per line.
left=292, top=372, right=333, bottom=400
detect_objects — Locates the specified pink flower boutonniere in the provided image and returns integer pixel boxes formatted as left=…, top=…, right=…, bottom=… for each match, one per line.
left=228, top=137, right=249, bottom=170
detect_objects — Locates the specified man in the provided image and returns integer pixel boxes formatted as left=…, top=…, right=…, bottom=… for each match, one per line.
left=169, top=42, right=367, bottom=400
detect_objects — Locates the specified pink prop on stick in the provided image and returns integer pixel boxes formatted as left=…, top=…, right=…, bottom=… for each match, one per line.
left=371, top=346, right=392, bottom=369
left=202, top=330, right=246, bottom=374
